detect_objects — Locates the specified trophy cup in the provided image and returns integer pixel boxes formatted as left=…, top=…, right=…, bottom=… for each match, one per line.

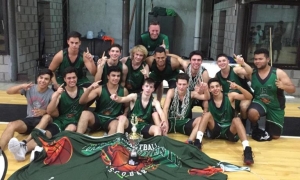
left=126, top=114, right=143, bottom=165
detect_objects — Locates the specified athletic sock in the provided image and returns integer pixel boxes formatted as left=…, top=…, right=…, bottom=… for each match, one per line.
left=196, top=131, right=204, bottom=143
left=242, top=140, right=250, bottom=150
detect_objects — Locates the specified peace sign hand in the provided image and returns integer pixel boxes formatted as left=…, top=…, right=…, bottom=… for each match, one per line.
left=97, top=51, right=107, bottom=68
left=140, top=64, right=149, bottom=77
left=233, top=54, right=244, bottom=66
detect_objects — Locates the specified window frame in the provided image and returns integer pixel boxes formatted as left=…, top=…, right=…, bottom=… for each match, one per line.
left=243, top=0, right=300, bottom=70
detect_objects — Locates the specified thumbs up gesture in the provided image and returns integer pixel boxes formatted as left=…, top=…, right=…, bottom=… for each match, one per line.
left=160, top=39, right=166, bottom=49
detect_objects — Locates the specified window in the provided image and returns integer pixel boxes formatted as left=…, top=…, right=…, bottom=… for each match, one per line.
left=0, top=0, right=8, bottom=55
left=245, top=3, right=300, bottom=69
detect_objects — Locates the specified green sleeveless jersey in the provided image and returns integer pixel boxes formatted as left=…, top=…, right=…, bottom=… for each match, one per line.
left=140, top=33, right=169, bottom=55
left=208, top=94, right=234, bottom=127
left=216, top=66, right=252, bottom=94
left=128, top=93, right=154, bottom=124
left=54, top=87, right=85, bottom=123
left=168, top=93, right=192, bottom=120
left=125, top=58, right=145, bottom=93
left=94, top=85, right=124, bottom=117
left=150, top=56, right=179, bottom=81
left=251, top=67, right=285, bottom=110
left=100, top=61, right=123, bottom=85
left=56, top=48, right=89, bottom=86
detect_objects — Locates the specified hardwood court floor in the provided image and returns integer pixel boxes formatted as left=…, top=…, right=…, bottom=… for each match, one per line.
left=1, top=90, right=300, bottom=180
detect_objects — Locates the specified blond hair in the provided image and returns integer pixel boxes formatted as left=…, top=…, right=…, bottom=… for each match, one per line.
left=130, top=45, right=148, bottom=60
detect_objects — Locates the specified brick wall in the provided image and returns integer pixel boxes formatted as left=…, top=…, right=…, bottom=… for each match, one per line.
left=43, top=0, right=63, bottom=54
left=210, top=0, right=236, bottom=59
left=16, top=0, right=39, bottom=79
left=0, top=55, right=11, bottom=81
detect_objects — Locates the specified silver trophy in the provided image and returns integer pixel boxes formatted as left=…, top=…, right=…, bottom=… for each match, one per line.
left=126, top=114, right=143, bottom=165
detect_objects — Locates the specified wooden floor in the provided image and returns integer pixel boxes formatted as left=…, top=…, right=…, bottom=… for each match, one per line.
left=1, top=91, right=300, bottom=180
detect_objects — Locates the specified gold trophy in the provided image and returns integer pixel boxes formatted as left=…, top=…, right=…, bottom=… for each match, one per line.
left=126, top=114, right=143, bottom=165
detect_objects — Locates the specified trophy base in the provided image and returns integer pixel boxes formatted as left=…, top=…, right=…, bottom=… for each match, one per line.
left=128, top=156, right=139, bottom=166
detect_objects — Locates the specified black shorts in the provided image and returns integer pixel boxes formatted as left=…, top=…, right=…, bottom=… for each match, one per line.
left=183, top=118, right=196, bottom=135
left=90, top=113, right=116, bottom=133
left=21, top=117, right=42, bottom=134
left=140, top=124, right=153, bottom=139
left=45, top=123, right=77, bottom=137
left=208, top=122, right=239, bottom=142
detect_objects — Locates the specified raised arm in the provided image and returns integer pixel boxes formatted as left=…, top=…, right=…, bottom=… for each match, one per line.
left=79, top=81, right=102, bottom=104
left=276, top=69, right=296, bottom=94
left=228, top=80, right=253, bottom=101
left=48, top=50, right=63, bottom=89
left=47, top=84, right=64, bottom=115
left=168, top=54, right=189, bottom=71
left=94, top=52, right=107, bottom=81
left=83, top=47, right=97, bottom=76
left=233, top=54, right=253, bottom=80
left=110, top=92, right=137, bottom=104
left=6, top=82, right=33, bottom=95
left=144, top=56, right=154, bottom=68
left=121, top=64, right=128, bottom=87
left=170, top=56, right=183, bottom=71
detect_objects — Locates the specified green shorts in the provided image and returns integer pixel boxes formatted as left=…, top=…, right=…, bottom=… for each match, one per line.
left=251, top=99, right=285, bottom=130
left=168, top=118, right=194, bottom=135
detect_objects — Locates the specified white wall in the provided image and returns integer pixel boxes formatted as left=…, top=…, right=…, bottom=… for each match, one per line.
left=69, top=0, right=199, bottom=56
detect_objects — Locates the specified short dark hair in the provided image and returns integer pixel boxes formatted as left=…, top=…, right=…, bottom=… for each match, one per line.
left=176, top=73, right=189, bottom=83
left=108, top=44, right=122, bottom=52
left=216, top=53, right=228, bottom=60
left=144, top=78, right=155, bottom=85
left=254, top=48, right=269, bottom=58
left=63, top=67, right=78, bottom=78
left=149, top=20, right=160, bottom=26
left=107, top=66, right=122, bottom=76
left=256, top=25, right=261, bottom=29
left=38, top=68, right=53, bottom=79
left=67, top=31, right=81, bottom=40
left=189, top=50, right=203, bottom=60
left=208, top=78, right=221, bottom=87
left=154, top=46, right=166, bottom=54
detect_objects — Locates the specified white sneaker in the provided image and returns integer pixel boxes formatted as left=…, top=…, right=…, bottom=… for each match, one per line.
left=8, top=138, right=27, bottom=161
left=30, top=146, right=43, bottom=162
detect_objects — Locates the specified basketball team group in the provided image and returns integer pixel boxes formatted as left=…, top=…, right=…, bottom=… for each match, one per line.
left=0, top=20, right=296, bottom=166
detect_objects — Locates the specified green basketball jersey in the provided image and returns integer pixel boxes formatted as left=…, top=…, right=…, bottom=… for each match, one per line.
left=140, top=33, right=169, bottom=55
left=216, top=66, right=252, bottom=94
left=125, top=58, right=145, bottom=93
left=94, top=84, right=124, bottom=117
left=100, top=61, right=123, bottom=85
left=208, top=94, right=234, bottom=127
left=56, top=48, right=89, bottom=85
left=128, top=93, right=154, bottom=124
left=150, top=56, right=179, bottom=81
left=54, top=87, right=85, bottom=124
left=251, top=67, right=285, bottom=110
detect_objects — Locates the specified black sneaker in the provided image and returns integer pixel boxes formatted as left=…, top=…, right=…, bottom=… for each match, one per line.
left=193, top=139, right=202, bottom=150
left=243, top=146, right=254, bottom=165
